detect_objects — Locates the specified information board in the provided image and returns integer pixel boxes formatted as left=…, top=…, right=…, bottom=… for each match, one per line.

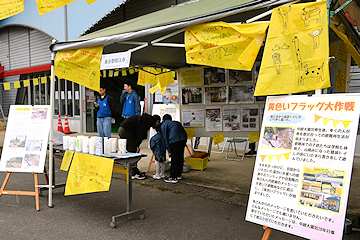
left=245, top=94, right=360, bottom=240
left=0, top=105, right=51, bottom=173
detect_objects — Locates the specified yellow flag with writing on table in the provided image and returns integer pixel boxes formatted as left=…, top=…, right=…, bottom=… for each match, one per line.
left=65, top=153, right=114, bottom=196
left=185, top=22, right=269, bottom=71
left=254, top=1, right=330, bottom=96
left=55, top=46, right=104, bottom=92
left=36, top=0, right=74, bottom=15
left=0, top=0, right=24, bottom=20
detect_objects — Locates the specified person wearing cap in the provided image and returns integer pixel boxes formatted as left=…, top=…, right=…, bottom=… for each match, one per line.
left=161, top=114, right=187, bottom=183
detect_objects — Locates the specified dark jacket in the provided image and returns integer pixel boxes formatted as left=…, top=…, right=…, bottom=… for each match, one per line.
left=150, top=132, right=166, bottom=156
left=120, top=113, right=155, bottom=147
left=161, top=119, right=187, bottom=152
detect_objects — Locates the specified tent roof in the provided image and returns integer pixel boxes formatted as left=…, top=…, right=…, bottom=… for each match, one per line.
left=50, top=0, right=297, bottom=69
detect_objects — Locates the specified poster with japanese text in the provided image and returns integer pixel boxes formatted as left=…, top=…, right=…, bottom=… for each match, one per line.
left=0, top=0, right=24, bottom=20
left=205, top=106, right=222, bottom=131
left=240, top=105, right=259, bottom=131
left=245, top=94, right=360, bottom=240
left=0, top=105, right=50, bottom=173
left=223, top=105, right=240, bottom=131
left=180, top=69, right=202, bottom=86
left=254, top=1, right=330, bottom=96
left=163, top=81, right=179, bottom=104
left=182, top=109, right=204, bottom=127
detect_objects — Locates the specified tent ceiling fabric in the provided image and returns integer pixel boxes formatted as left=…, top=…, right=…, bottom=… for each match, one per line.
left=50, top=0, right=297, bottom=69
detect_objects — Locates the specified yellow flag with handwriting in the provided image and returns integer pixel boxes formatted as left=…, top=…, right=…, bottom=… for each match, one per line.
left=55, top=46, right=103, bottom=92
left=0, top=0, right=24, bottom=20
left=212, top=132, right=225, bottom=145
left=254, top=1, right=330, bottom=96
left=86, top=0, right=97, bottom=4
left=65, top=153, right=114, bottom=196
left=36, top=0, right=74, bottom=15
left=185, top=22, right=269, bottom=71
left=248, top=131, right=260, bottom=144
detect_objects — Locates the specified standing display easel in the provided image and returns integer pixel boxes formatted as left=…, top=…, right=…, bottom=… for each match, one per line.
left=262, top=226, right=272, bottom=240
left=0, top=172, right=40, bottom=210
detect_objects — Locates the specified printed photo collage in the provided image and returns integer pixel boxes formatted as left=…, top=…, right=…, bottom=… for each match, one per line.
left=180, top=64, right=266, bottom=105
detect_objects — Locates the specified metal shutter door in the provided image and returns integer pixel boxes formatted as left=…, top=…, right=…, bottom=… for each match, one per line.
left=9, top=27, right=30, bottom=70
left=0, top=28, right=10, bottom=71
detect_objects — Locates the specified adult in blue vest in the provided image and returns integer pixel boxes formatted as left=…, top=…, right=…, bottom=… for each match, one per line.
left=120, top=82, right=141, bottom=118
left=94, top=86, right=114, bottom=138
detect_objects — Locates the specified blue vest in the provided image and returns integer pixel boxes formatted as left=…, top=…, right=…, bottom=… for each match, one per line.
left=97, top=95, right=111, bottom=118
left=122, top=91, right=136, bottom=116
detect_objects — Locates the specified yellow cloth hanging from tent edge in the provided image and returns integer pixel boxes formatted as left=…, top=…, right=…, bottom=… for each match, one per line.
left=23, top=80, right=30, bottom=87
left=185, top=21, right=269, bottom=71
left=33, top=78, right=39, bottom=86
left=212, top=132, right=224, bottom=145
left=0, top=0, right=24, bottom=20
left=65, top=153, right=114, bottom=196
left=36, top=0, right=74, bottom=16
left=14, top=81, right=21, bottom=89
left=254, top=1, right=330, bottom=96
left=86, top=0, right=97, bottom=4
left=41, top=76, right=47, bottom=84
left=55, top=45, right=104, bottom=92
left=3, top=82, right=10, bottom=90
left=330, top=23, right=360, bottom=68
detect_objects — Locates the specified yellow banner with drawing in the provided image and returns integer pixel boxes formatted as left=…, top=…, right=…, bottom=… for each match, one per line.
left=254, top=1, right=330, bottom=96
left=55, top=46, right=104, bottom=92
left=185, top=22, right=269, bottom=71
left=0, top=0, right=24, bottom=20
left=36, top=0, right=74, bottom=15
left=65, top=153, right=114, bottom=196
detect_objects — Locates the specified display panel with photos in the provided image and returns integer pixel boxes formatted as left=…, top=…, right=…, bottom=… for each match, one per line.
left=204, top=67, right=226, bottom=85
left=204, top=86, right=227, bottom=104
left=229, top=69, right=252, bottom=84
left=229, top=85, right=254, bottom=103
left=181, top=87, right=203, bottom=105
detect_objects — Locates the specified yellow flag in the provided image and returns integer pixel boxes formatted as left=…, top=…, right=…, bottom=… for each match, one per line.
left=323, top=117, right=330, bottom=125
left=114, top=70, right=119, bottom=77
left=212, top=132, right=225, bottom=145
left=275, top=154, right=282, bottom=162
left=23, top=79, right=30, bottom=87
left=60, top=151, right=74, bottom=171
left=3, top=82, right=10, bottom=90
left=254, top=1, right=330, bottom=96
left=137, top=70, right=147, bottom=86
left=342, top=120, right=351, bottom=129
left=14, top=81, right=21, bottom=89
left=0, top=0, right=24, bottom=20
left=283, top=152, right=290, bottom=160
left=260, top=155, right=266, bottom=162
left=185, top=128, right=195, bottom=139
left=129, top=68, right=135, bottom=74
left=55, top=46, right=104, bottom=92
left=158, top=71, right=175, bottom=88
left=248, top=131, right=260, bottom=144
left=65, top=153, right=114, bottom=196
left=149, top=83, right=160, bottom=95
left=86, top=0, right=97, bottom=4
left=122, top=70, right=127, bottom=76
left=36, top=0, right=74, bottom=16
left=33, top=78, right=39, bottom=86
left=102, top=70, right=107, bottom=77
left=314, top=114, right=321, bottom=123
left=185, top=22, right=269, bottom=70
left=41, top=76, right=47, bottom=84
left=268, top=155, right=273, bottom=162
left=332, top=119, right=340, bottom=128
left=108, top=70, right=113, bottom=77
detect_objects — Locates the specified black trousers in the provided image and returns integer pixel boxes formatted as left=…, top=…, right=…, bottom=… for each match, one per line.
left=169, top=140, right=187, bottom=178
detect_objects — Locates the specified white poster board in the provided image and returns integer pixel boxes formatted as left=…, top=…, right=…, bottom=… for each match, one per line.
left=245, top=94, right=360, bottom=240
left=0, top=105, right=51, bottom=173
left=205, top=106, right=222, bottom=131
left=182, top=109, right=204, bottom=127
left=240, top=104, right=260, bottom=131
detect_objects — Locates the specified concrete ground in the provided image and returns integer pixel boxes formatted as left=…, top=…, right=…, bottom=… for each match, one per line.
left=1, top=131, right=360, bottom=239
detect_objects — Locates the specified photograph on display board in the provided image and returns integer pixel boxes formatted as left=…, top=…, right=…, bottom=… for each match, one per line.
left=163, top=82, right=179, bottom=104
left=23, top=154, right=41, bottom=168
left=182, top=109, right=204, bottom=127
left=31, top=108, right=48, bottom=120
left=25, top=140, right=43, bottom=151
left=299, top=166, right=345, bottom=214
left=223, top=106, right=240, bottom=131
left=205, top=107, right=222, bottom=131
left=241, top=105, right=259, bottom=131
left=229, top=69, right=252, bottom=84
left=204, top=67, right=225, bottom=85
left=6, top=157, right=23, bottom=168
left=262, top=126, right=295, bottom=150
left=181, top=87, right=203, bottom=105
left=9, top=135, right=26, bottom=148
left=204, top=86, right=227, bottom=104
left=229, top=85, right=254, bottom=103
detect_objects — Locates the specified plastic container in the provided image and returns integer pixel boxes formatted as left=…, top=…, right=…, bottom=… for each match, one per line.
left=185, top=151, right=209, bottom=171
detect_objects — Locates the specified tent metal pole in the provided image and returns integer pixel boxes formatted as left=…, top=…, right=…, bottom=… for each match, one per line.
left=119, top=41, right=185, bottom=48
left=48, top=51, right=56, bottom=207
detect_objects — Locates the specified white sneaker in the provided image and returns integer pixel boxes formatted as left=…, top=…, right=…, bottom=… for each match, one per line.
left=177, top=176, right=182, bottom=180
left=153, top=174, right=161, bottom=180
left=160, top=173, right=165, bottom=178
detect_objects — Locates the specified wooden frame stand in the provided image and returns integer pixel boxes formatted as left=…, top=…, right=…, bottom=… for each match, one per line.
left=0, top=171, right=40, bottom=211
left=262, top=226, right=272, bottom=240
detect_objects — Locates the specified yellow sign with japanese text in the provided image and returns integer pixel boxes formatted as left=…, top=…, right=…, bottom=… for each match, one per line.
left=248, top=131, right=260, bottom=144
left=138, top=69, right=156, bottom=86
left=60, top=151, right=74, bottom=171
left=254, top=1, right=330, bottom=96
left=0, top=0, right=24, bottom=20
left=212, top=132, right=225, bottom=145
left=185, top=22, right=269, bottom=71
left=64, top=153, right=114, bottom=196
left=36, top=0, right=74, bottom=15
left=180, top=69, right=202, bottom=86
left=55, top=46, right=104, bottom=92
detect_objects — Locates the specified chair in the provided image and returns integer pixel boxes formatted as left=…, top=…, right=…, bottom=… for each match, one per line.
left=225, top=138, right=249, bottom=162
